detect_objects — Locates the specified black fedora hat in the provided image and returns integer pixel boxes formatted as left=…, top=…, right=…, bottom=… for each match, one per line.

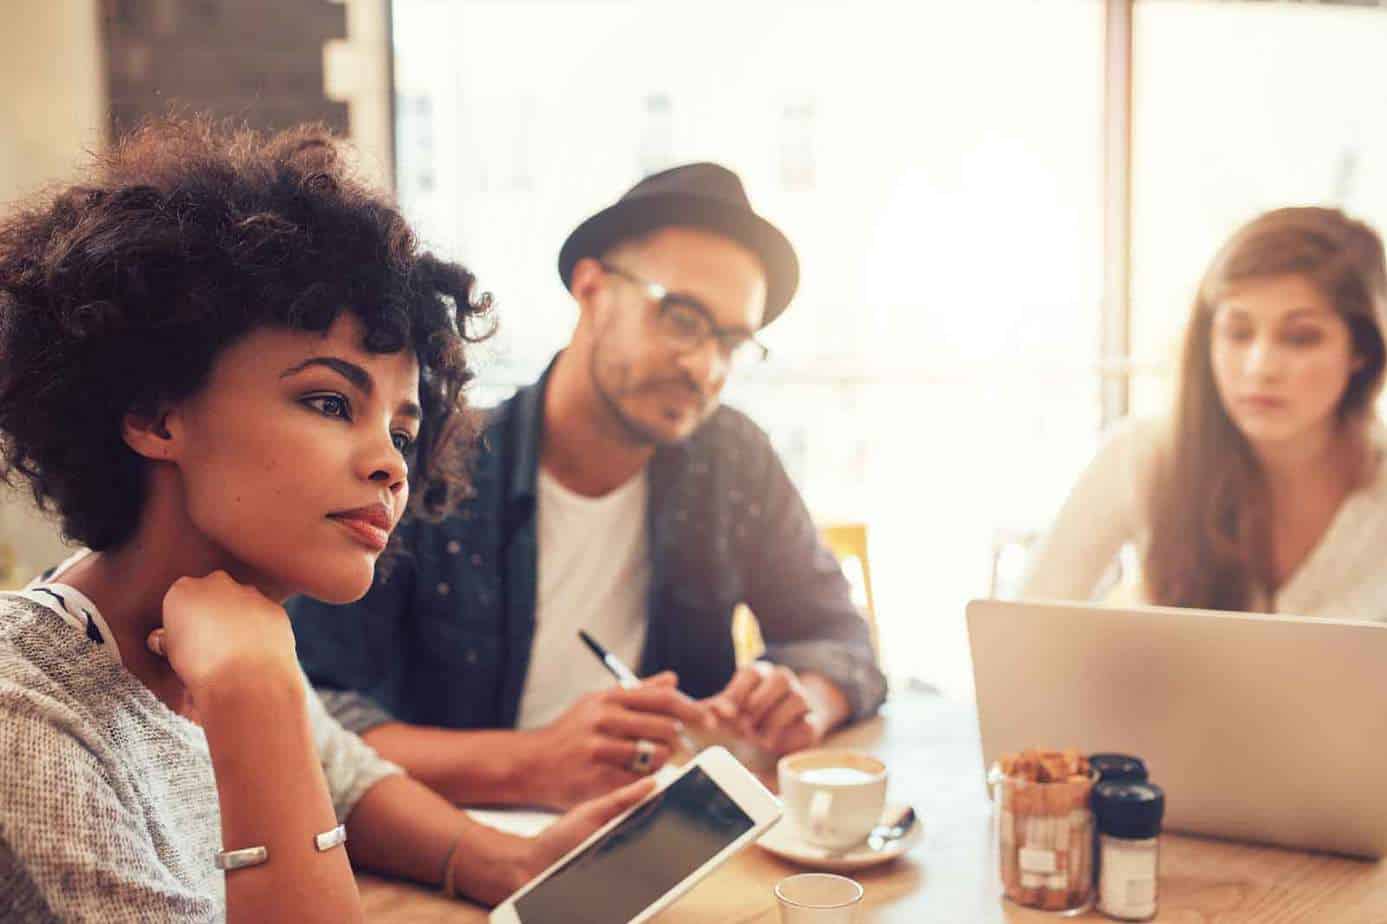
left=558, top=163, right=800, bottom=327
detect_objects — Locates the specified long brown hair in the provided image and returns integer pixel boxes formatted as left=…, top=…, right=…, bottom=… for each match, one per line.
left=1144, top=207, right=1387, bottom=610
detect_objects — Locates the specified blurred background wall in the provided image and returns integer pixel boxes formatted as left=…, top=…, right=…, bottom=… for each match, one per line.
left=0, top=0, right=391, bottom=585
left=0, top=0, right=107, bottom=582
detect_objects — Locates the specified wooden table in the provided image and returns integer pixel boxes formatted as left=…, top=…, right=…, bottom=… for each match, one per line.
left=359, top=691, right=1387, bottom=922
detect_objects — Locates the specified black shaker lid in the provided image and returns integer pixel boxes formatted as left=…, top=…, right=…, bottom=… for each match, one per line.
left=1094, top=780, right=1165, bottom=839
left=1089, top=753, right=1149, bottom=783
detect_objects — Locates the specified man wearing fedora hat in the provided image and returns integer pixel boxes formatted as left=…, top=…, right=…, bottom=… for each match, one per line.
left=289, top=164, right=886, bottom=810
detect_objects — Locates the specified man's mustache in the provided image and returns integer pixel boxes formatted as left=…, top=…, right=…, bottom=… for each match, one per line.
left=632, top=376, right=709, bottom=402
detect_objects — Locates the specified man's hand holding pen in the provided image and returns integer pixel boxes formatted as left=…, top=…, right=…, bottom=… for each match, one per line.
left=562, top=630, right=854, bottom=804
left=523, top=672, right=714, bottom=810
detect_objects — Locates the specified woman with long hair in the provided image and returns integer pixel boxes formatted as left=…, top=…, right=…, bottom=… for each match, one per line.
left=1023, top=206, right=1387, bottom=617
left=0, top=119, right=655, bottom=922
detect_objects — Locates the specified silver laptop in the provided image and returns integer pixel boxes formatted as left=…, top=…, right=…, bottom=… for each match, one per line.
left=967, top=598, right=1387, bottom=858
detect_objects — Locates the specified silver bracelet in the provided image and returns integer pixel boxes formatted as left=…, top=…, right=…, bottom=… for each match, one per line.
left=214, top=824, right=348, bottom=872
left=315, top=824, right=348, bottom=853
left=215, top=845, right=269, bottom=871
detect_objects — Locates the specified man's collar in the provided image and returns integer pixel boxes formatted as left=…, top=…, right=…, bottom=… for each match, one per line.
left=507, top=352, right=697, bottom=504
left=505, top=357, right=555, bottom=503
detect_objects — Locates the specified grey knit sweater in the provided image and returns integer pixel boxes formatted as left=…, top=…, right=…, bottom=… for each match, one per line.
left=0, top=594, right=402, bottom=922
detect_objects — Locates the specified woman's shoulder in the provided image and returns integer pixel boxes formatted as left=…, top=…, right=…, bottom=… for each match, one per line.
left=0, top=596, right=107, bottom=730
left=0, top=596, right=220, bottom=921
left=0, top=595, right=153, bottom=758
left=0, top=593, right=65, bottom=673
left=1101, top=415, right=1166, bottom=457
left=1086, top=416, right=1166, bottom=492
left=1, top=592, right=94, bottom=664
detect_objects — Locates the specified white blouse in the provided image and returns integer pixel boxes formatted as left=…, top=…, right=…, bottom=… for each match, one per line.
left=1021, top=418, right=1387, bottom=622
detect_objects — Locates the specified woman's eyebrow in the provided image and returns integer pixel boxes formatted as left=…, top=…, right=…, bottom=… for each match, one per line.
left=281, top=356, right=421, bottom=420
left=281, top=356, right=374, bottom=392
left=1281, top=307, right=1333, bottom=321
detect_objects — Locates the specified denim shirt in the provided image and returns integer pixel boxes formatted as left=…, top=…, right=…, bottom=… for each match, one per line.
left=288, top=360, right=887, bottom=735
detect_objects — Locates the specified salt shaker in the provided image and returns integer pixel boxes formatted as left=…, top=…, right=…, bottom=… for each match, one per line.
left=1092, top=780, right=1165, bottom=922
left=1088, top=753, right=1149, bottom=887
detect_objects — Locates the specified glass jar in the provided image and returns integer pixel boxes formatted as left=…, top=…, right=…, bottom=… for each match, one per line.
left=990, top=763, right=1097, bottom=914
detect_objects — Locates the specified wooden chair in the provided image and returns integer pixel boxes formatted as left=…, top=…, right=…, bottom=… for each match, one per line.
left=732, top=521, right=878, bottom=666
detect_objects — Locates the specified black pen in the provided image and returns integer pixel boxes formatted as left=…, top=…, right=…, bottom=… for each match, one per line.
left=579, top=629, right=643, bottom=689
left=579, top=629, right=699, bottom=754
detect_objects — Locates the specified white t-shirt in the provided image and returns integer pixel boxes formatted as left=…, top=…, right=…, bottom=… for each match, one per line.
left=515, top=467, right=652, bottom=729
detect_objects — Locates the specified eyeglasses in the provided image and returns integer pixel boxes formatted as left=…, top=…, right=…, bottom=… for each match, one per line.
left=598, top=261, right=770, bottom=368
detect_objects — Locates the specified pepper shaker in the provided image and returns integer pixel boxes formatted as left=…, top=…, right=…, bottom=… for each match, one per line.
left=1093, top=780, right=1164, bottom=921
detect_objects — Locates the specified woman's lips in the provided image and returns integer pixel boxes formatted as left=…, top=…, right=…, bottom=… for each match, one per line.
left=1238, top=394, right=1289, bottom=412
left=327, top=505, right=393, bottom=552
left=328, top=515, right=390, bottom=552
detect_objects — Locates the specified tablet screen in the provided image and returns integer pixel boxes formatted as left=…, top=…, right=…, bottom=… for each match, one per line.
left=513, top=766, right=755, bottom=923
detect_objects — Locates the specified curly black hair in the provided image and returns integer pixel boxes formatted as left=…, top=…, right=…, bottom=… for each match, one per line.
left=0, top=117, right=491, bottom=553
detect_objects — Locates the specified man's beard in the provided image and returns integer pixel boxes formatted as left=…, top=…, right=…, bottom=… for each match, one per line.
left=589, top=337, right=709, bottom=447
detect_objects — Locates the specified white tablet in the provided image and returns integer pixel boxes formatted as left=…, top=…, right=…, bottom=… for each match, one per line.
left=490, top=746, right=782, bottom=924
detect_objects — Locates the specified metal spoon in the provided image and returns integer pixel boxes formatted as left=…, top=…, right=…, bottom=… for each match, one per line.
left=866, top=806, right=917, bottom=852
left=818, top=806, right=917, bottom=857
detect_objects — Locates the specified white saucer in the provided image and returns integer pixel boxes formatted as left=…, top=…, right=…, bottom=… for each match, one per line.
left=756, top=802, right=922, bottom=872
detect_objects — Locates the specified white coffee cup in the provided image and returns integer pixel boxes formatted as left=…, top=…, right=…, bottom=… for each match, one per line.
left=777, top=749, right=887, bottom=850
left=776, top=873, right=864, bottom=923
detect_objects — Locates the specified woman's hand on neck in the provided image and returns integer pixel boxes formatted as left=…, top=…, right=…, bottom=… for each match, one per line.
left=56, top=470, right=284, bottom=715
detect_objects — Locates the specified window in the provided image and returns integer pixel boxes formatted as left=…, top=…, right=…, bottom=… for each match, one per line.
left=392, top=0, right=1105, bottom=698
left=395, top=93, right=434, bottom=212
left=639, top=93, right=674, bottom=177
left=1129, top=0, right=1387, bottom=416
left=779, top=98, right=816, bottom=192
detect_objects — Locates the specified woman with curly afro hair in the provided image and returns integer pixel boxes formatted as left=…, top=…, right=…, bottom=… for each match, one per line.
left=0, top=119, right=652, bottom=923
